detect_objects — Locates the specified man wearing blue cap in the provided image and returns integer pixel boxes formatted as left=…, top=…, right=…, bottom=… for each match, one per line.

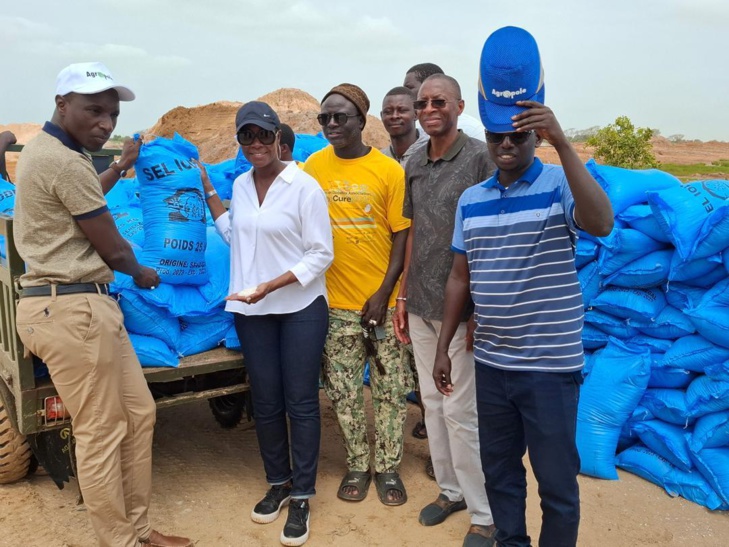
left=433, top=27, right=614, bottom=547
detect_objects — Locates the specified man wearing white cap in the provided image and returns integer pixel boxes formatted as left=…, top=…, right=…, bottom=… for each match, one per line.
left=13, top=62, right=191, bottom=547
left=434, top=28, right=614, bottom=547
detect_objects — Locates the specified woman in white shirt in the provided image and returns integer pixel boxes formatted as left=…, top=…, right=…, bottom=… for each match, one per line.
left=195, top=101, right=332, bottom=547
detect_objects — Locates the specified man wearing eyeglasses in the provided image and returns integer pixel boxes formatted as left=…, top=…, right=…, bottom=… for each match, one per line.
left=303, top=83, right=412, bottom=508
left=403, top=63, right=486, bottom=143
left=393, top=73, right=496, bottom=547
left=434, top=27, right=614, bottom=547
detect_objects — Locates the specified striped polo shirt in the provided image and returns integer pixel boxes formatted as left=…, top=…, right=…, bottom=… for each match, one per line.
left=452, top=158, right=585, bottom=372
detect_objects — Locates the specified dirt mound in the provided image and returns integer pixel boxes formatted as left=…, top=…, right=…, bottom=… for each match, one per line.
left=0, top=123, right=43, bottom=144
left=144, top=88, right=390, bottom=164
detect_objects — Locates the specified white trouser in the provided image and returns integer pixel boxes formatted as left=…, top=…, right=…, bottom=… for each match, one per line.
left=409, top=314, right=493, bottom=526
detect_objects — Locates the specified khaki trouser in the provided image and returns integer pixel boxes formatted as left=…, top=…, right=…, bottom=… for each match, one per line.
left=408, top=314, right=494, bottom=526
left=17, top=291, right=156, bottom=547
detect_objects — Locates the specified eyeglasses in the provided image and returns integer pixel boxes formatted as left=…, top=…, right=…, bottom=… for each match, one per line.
left=413, top=99, right=449, bottom=110
left=316, top=112, right=360, bottom=126
left=237, top=129, right=277, bottom=146
left=485, top=131, right=533, bottom=145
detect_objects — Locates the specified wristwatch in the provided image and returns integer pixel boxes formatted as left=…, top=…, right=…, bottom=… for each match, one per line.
left=111, top=160, right=127, bottom=178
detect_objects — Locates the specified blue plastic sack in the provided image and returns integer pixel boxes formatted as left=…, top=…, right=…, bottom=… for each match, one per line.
left=629, top=335, right=673, bottom=353
left=105, top=177, right=138, bottom=210
left=686, top=376, right=729, bottom=418
left=690, top=411, right=729, bottom=452
left=664, top=283, right=707, bottom=312
left=591, top=286, right=666, bottom=322
left=640, top=389, right=693, bottom=426
left=577, top=261, right=602, bottom=309
left=177, top=311, right=232, bottom=356
left=632, top=305, right=696, bottom=340
left=597, top=228, right=666, bottom=277
left=575, top=238, right=599, bottom=269
left=0, top=178, right=16, bottom=258
left=292, top=133, right=329, bottom=163
left=689, top=447, right=729, bottom=506
left=618, top=203, right=672, bottom=243
left=668, top=253, right=723, bottom=284
left=602, top=249, right=671, bottom=289
left=685, top=305, right=729, bottom=350
left=647, top=180, right=729, bottom=261
left=118, top=290, right=181, bottom=349
left=224, top=325, right=241, bottom=350
left=584, top=309, right=639, bottom=339
left=582, top=323, right=609, bottom=350
left=663, top=335, right=729, bottom=373
left=586, top=159, right=681, bottom=215
left=129, top=334, right=179, bottom=368
left=617, top=405, right=655, bottom=452
left=204, top=159, right=237, bottom=201
left=135, top=134, right=208, bottom=285
left=632, top=420, right=693, bottom=471
left=576, top=337, right=651, bottom=479
left=616, top=445, right=727, bottom=510
left=705, top=362, right=729, bottom=382
left=112, top=205, right=145, bottom=246
left=648, top=363, right=696, bottom=389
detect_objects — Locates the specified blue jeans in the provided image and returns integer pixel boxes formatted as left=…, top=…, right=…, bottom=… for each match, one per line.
left=475, top=365, right=582, bottom=547
left=234, top=295, right=328, bottom=499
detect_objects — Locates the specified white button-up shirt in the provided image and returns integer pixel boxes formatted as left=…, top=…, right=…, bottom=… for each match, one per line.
left=214, top=162, right=333, bottom=316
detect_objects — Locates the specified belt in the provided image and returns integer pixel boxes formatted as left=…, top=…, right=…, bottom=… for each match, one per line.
left=19, top=283, right=110, bottom=299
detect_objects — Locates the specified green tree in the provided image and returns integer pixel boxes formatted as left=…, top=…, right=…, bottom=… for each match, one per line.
left=586, top=116, right=658, bottom=169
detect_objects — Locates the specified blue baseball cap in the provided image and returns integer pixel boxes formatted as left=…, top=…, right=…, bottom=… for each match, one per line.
left=478, top=26, right=545, bottom=133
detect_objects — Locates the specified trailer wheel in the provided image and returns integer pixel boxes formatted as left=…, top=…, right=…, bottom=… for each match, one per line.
left=0, top=401, right=32, bottom=484
left=209, top=393, right=246, bottom=429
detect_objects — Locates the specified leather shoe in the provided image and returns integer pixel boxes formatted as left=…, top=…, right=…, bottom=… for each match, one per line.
left=140, top=530, right=193, bottom=547
left=418, top=493, right=467, bottom=526
left=463, top=524, right=497, bottom=546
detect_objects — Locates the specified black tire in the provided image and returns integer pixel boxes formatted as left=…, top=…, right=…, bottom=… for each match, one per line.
left=209, top=393, right=247, bottom=429
left=0, top=401, right=32, bottom=484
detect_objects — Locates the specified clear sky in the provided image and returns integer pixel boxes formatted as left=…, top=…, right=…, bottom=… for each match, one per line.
left=2, top=0, right=727, bottom=141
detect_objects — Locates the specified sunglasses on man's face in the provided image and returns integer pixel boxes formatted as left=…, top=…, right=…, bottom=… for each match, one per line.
left=485, top=130, right=533, bottom=145
left=413, top=98, right=448, bottom=110
left=237, top=129, right=277, bottom=146
left=317, top=112, right=360, bottom=127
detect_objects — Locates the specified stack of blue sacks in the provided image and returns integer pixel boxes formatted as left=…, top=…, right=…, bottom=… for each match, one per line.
left=110, top=132, right=328, bottom=368
left=575, top=159, right=729, bottom=510
left=109, top=134, right=242, bottom=367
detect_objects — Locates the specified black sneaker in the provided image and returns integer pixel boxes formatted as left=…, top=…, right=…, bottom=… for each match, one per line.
left=280, top=498, right=310, bottom=546
left=251, top=483, right=292, bottom=524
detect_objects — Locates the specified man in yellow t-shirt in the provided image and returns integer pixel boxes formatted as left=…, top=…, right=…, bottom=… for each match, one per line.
left=304, top=83, right=412, bottom=507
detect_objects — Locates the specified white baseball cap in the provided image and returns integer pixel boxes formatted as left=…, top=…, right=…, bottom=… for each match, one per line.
left=55, top=61, right=135, bottom=101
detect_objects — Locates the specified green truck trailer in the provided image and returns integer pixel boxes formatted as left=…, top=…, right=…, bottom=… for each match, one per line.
left=0, top=148, right=251, bottom=488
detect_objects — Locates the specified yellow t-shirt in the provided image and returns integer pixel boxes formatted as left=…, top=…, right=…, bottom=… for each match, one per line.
left=304, top=146, right=410, bottom=310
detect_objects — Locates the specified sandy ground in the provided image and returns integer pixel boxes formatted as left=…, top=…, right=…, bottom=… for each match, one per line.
left=1, top=391, right=727, bottom=547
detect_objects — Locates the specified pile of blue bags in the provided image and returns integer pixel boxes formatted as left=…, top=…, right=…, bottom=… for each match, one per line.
left=575, top=159, right=729, bottom=510
left=110, top=131, right=328, bottom=368
left=109, top=134, right=244, bottom=367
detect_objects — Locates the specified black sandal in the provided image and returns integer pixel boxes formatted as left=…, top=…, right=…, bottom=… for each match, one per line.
left=412, top=421, right=428, bottom=439
left=375, top=471, right=407, bottom=506
left=337, top=470, right=371, bottom=501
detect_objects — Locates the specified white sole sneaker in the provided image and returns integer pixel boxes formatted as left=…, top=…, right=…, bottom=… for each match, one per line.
left=251, top=495, right=291, bottom=524
left=279, top=514, right=310, bottom=546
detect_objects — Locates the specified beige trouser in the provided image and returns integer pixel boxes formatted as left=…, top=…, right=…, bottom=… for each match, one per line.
left=408, top=314, right=494, bottom=526
left=17, top=291, right=156, bottom=547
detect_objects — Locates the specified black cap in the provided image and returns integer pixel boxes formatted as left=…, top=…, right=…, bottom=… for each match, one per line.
left=235, top=101, right=280, bottom=133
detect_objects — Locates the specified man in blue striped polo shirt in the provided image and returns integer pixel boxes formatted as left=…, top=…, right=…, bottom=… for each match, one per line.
left=433, top=27, right=614, bottom=547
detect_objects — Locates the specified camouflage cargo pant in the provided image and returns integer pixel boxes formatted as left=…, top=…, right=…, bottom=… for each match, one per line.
left=323, top=308, right=413, bottom=473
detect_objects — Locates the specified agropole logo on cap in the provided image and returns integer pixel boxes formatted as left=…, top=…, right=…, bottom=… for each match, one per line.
left=55, top=61, right=135, bottom=101
left=478, top=26, right=545, bottom=133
